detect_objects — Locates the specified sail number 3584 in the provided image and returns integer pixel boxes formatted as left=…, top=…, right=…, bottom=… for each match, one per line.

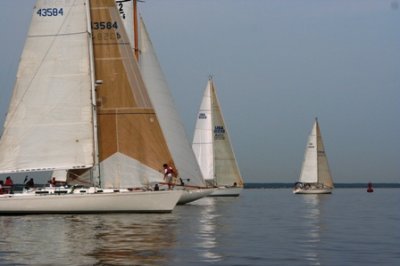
left=37, top=8, right=64, bottom=17
left=92, top=22, right=119, bottom=30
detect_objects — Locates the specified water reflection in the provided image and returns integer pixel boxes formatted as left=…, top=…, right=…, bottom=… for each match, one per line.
left=0, top=213, right=177, bottom=265
left=299, top=194, right=327, bottom=266
left=86, top=214, right=177, bottom=265
left=191, top=197, right=222, bottom=262
left=0, top=198, right=226, bottom=266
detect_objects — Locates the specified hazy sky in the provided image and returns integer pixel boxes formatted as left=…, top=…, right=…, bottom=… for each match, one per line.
left=0, top=0, right=399, bottom=183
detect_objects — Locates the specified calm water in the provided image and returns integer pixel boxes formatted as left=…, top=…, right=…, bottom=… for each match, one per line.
left=0, top=188, right=399, bottom=265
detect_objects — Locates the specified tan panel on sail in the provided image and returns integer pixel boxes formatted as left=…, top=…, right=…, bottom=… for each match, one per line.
left=90, top=0, right=173, bottom=171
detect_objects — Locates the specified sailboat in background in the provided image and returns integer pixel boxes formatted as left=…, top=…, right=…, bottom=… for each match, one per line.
left=293, top=118, right=334, bottom=194
left=192, top=77, right=244, bottom=197
left=116, top=0, right=213, bottom=204
left=0, top=0, right=182, bottom=214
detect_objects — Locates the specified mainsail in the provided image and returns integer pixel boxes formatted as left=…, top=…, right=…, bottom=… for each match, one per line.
left=0, top=0, right=94, bottom=173
left=299, top=119, right=334, bottom=188
left=192, top=80, right=214, bottom=182
left=193, top=78, right=243, bottom=187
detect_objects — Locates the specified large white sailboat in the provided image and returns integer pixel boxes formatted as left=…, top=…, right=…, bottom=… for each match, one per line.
left=116, top=0, right=213, bottom=204
left=192, top=77, right=244, bottom=197
left=293, top=118, right=334, bottom=194
left=0, top=0, right=182, bottom=214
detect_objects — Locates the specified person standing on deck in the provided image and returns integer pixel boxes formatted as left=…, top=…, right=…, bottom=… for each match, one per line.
left=163, top=163, right=176, bottom=190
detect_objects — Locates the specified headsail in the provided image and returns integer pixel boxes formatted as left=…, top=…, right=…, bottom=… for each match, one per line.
left=0, top=0, right=94, bottom=174
left=138, top=18, right=206, bottom=187
left=315, top=120, right=334, bottom=188
left=115, top=0, right=135, bottom=53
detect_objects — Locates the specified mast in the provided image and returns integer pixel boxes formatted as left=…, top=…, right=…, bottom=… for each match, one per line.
left=209, top=76, right=217, bottom=185
left=133, top=0, right=139, bottom=60
left=85, top=0, right=101, bottom=186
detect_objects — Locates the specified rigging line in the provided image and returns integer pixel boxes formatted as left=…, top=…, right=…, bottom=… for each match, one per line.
left=114, top=9, right=151, bottom=108
left=27, top=31, right=87, bottom=38
left=4, top=0, right=81, bottom=129
left=117, top=17, right=152, bottom=108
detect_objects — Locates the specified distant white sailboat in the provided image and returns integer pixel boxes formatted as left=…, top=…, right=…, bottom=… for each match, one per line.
left=0, top=0, right=182, bottom=214
left=116, top=0, right=213, bottom=203
left=293, top=118, right=334, bottom=194
left=192, top=77, right=244, bottom=197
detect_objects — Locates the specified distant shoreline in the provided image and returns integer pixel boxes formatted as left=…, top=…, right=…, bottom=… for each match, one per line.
left=244, top=183, right=400, bottom=189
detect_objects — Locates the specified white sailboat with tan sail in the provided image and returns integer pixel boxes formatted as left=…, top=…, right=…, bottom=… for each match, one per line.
left=192, top=77, right=244, bottom=197
left=116, top=0, right=213, bottom=204
left=0, top=0, right=182, bottom=214
left=293, top=118, right=334, bottom=194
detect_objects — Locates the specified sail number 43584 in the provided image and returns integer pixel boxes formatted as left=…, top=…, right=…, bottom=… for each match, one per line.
left=36, top=8, right=64, bottom=17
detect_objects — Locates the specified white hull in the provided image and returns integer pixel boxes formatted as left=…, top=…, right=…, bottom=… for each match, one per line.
left=0, top=190, right=182, bottom=214
left=208, top=187, right=243, bottom=197
left=177, top=188, right=214, bottom=205
left=293, top=188, right=332, bottom=194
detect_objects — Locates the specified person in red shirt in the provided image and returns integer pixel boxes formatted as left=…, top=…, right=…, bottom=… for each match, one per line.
left=163, top=163, right=176, bottom=190
left=4, top=176, right=13, bottom=194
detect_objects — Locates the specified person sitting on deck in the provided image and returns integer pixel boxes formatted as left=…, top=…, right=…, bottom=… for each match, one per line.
left=49, top=177, right=57, bottom=187
left=25, top=178, right=35, bottom=189
left=4, top=176, right=13, bottom=194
